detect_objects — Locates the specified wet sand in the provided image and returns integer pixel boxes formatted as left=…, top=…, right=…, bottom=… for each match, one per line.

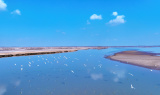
left=106, top=51, right=160, bottom=70
left=0, top=47, right=108, bottom=58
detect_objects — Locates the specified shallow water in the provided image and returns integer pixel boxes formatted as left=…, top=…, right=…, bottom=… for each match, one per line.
left=0, top=48, right=160, bottom=95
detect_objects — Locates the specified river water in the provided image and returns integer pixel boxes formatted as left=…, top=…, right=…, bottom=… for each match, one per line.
left=0, top=48, right=160, bottom=95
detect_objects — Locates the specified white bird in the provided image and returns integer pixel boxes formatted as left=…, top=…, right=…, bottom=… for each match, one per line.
left=98, top=64, right=102, bottom=68
left=128, top=73, right=134, bottom=76
left=131, top=84, right=135, bottom=89
left=71, top=70, right=74, bottom=73
left=64, top=56, right=68, bottom=59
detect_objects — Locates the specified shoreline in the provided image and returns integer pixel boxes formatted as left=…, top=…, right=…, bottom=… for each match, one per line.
left=106, top=50, right=160, bottom=70
left=0, top=47, right=108, bottom=58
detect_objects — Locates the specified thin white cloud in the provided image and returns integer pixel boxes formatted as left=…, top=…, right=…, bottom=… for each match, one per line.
left=109, top=15, right=125, bottom=25
left=11, top=9, right=21, bottom=15
left=154, top=32, right=159, bottom=35
left=87, top=20, right=90, bottom=24
left=81, top=27, right=86, bottom=30
left=56, top=30, right=66, bottom=35
left=112, top=12, right=118, bottom=16
left=0, top=0, right=7, bottom=11
left=90, top=14, right=102, bottom=20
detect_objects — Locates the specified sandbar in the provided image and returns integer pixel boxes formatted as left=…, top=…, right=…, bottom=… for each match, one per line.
left=106, top=51, right=160, bottom=70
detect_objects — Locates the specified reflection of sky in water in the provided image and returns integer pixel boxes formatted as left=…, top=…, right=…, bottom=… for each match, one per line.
left=0, top=48, right=160, bottom=95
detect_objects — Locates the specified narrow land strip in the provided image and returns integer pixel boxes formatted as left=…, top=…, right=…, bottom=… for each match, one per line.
left=0, top=47, right=108, bottom=58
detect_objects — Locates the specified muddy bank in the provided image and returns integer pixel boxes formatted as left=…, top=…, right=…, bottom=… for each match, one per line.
left=106, top=51, right=160, bottom=70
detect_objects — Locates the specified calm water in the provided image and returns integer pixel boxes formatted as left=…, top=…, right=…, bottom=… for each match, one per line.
left=0, top=48, right=160, bottom=95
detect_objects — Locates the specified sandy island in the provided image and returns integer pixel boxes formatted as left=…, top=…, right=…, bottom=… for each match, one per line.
left=106, top=51, right=160, bottom=70
left=0, top=47, right=108, bottom=58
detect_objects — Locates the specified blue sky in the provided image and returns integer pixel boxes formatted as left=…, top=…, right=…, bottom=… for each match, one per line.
left=0, top=0, right=160, bottom=46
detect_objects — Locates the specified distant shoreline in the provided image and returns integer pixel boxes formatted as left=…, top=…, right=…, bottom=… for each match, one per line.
left=106, top=50, right=160, bottom=70
left=0, top=47, right=108, bottom=58
left=1, top=46, right=160, bottom=59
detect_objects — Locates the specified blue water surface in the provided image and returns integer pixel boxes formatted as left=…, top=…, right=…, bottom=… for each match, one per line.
left=0, top=48, right=160, bottom=95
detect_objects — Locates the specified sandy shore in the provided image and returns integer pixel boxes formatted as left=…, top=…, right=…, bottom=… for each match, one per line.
left=0, top=47, right=108, bottom=58
left=106, top=51, right=160, bottom=70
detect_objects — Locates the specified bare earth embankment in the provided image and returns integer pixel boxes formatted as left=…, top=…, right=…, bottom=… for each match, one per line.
left=0, top=47, right=108, bottom=58
left=106, top=51, right=160, bottom=70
